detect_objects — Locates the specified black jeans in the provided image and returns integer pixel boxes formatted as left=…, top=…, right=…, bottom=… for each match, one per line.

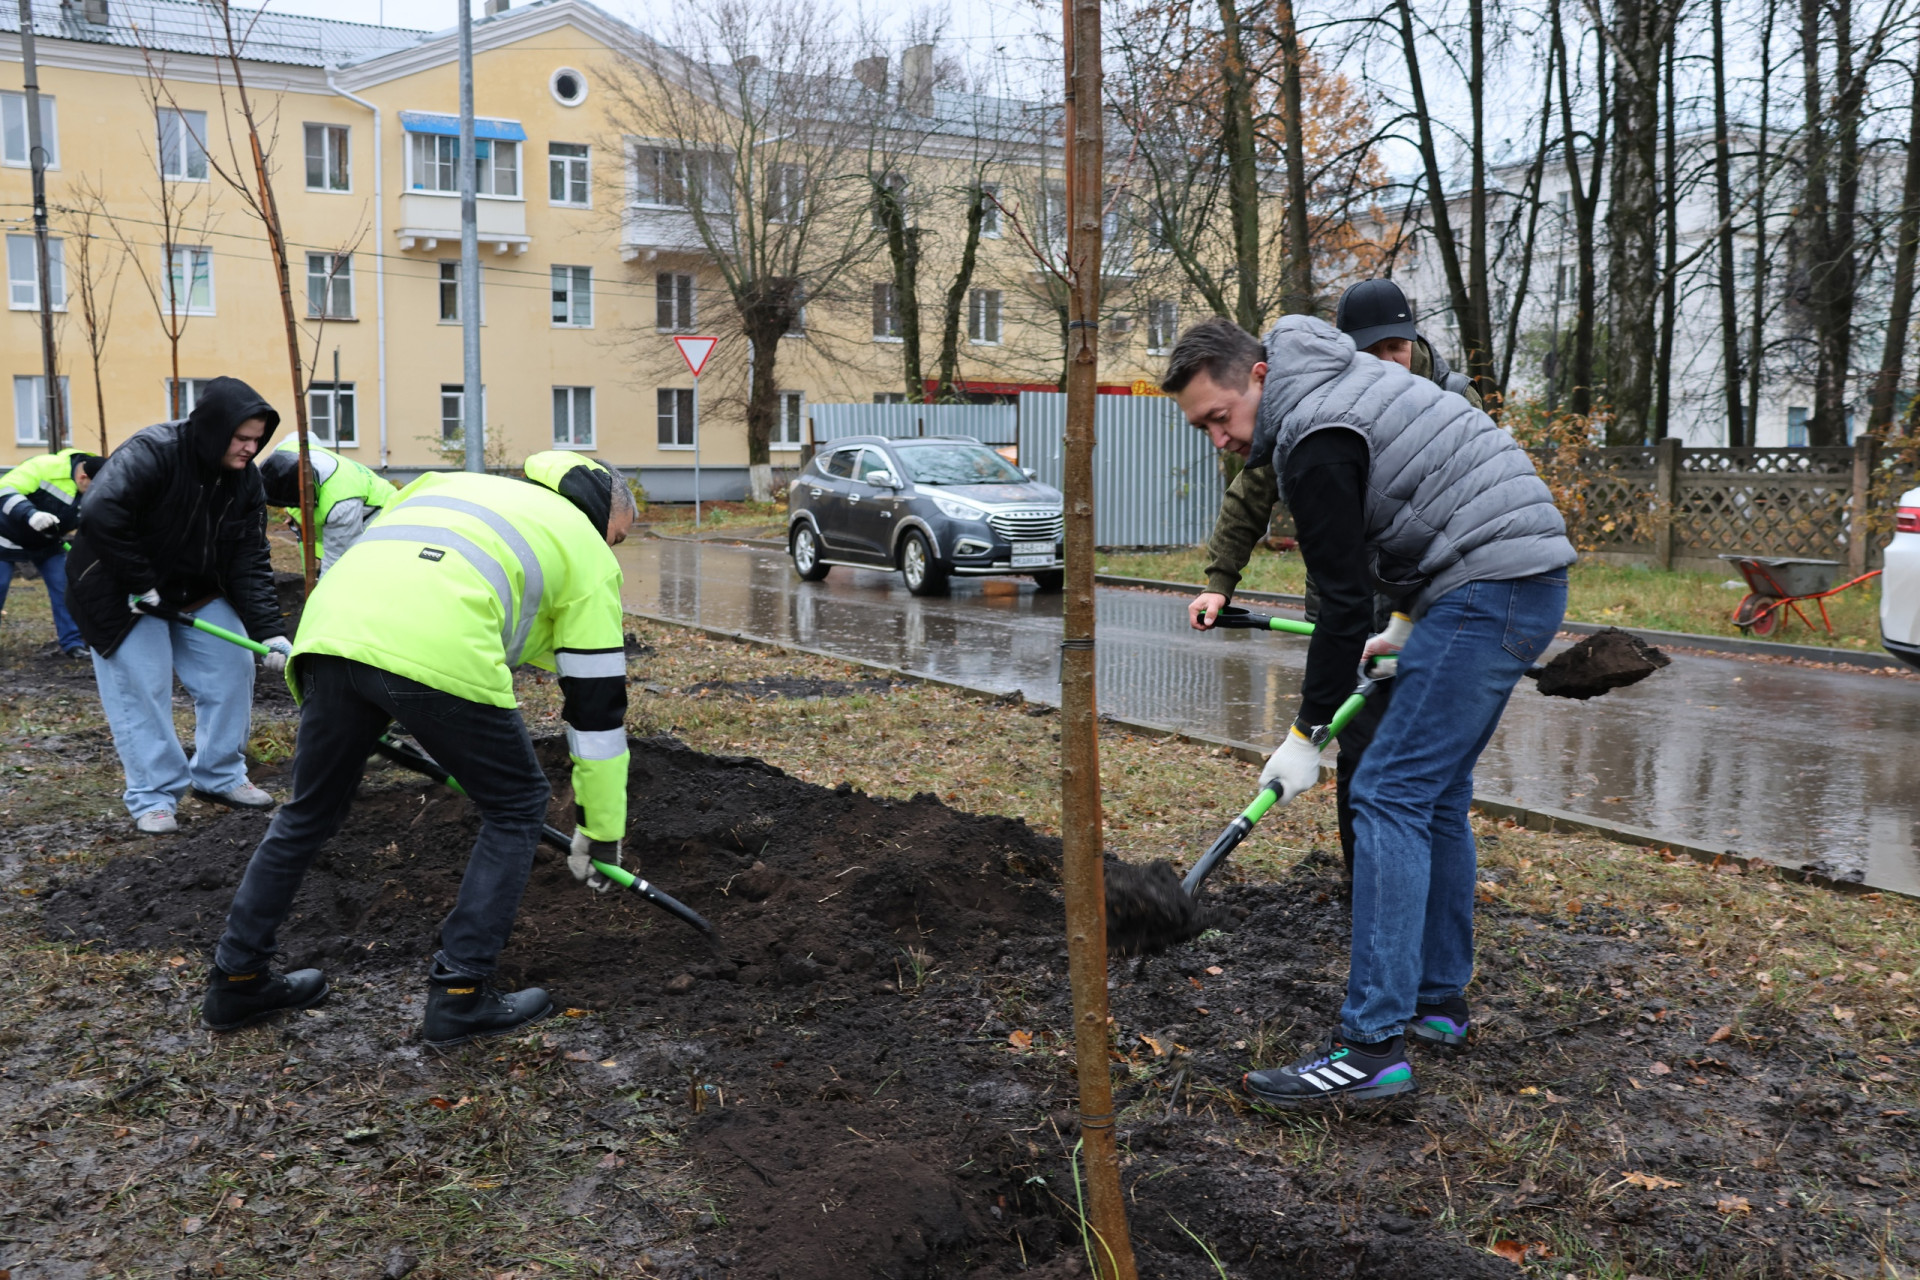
left=215, top=654, right=551, bottom=980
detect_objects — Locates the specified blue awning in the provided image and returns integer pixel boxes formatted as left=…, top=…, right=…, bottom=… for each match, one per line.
left=399, top=111, right=527, bottom=142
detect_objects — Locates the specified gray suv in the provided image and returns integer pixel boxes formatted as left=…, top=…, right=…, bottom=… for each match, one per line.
left=787, top=435, right=1065, bottom=596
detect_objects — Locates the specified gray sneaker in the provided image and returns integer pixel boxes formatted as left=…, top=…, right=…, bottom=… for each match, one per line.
left=135, top=808, right=178, bottom=835
left=192, top=783, right=277, bottom=810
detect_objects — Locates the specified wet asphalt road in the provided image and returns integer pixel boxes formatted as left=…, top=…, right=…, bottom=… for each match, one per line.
left=618, top=539, right=1920, bottom=895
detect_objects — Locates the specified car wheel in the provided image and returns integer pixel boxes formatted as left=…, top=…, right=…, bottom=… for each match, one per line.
left=790, top=525, right=830, bottom=581
left=1030, top=570, right=1064, bottom=593
left=900, top=531, right=949, bottom=596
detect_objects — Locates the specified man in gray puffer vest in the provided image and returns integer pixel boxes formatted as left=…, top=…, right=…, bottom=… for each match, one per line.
left=1164, top=314, right=1575, bottom=1109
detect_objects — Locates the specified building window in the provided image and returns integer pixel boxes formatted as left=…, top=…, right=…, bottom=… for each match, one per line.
left=874, top=392, right=906, bottom=405
left=550, top=67, right=588, bottom=107
left=968, top=288, right=1002, bottom=345
left=1787, top=405, right=1809, bottom=448
left=163, top=246, right=215, bottom=316
left=872, top=282, right=902, bottom=340
left=978, top=183, right=1000, bottom=237
left=551, top=265, right=592, bottom=327
left=1145, top=203, right=1174, bottom=252
left=304, top=123, right=349, bottom=192
left=13, top=375, right=69, bottom=446
left=549, top=142, right=589, bottom=206
left=440, top=383, right=484, bottom=441
left=657, top=388, right=695, bottom=447
left=158, top=108, right=208, bottom=182
left=165, top=377, right=213, bottom=418
left=1042, top=178, right=1068, bottom=248
left=438, top=262, right=483, bottom=323
left=409, top=133, right=519, bottom=196
left=630, top=146, right=731, bottom=211
left=1, top=92, right=57, bottom=168
left=785, top=289, right=807, bottom=338
left=1146, top=299, right=1178, bottom=354
left=871, top=171, right=908, bottom=230
left=553, top=385, right=594, bottom=448
left=766, top=163, right=806, bottom=222
left=307, top=381, right=357, bottom=447
left=6, top=234, right=64, bottom=310
left=656, top=272, right=694, bottom=331
left=306, top=252, right=353, bottom=319
left=774, top=390, right=804, bottom=449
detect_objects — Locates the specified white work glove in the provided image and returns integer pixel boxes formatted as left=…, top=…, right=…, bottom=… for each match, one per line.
left=128, top=589, right=162, bottom=615
left=569, top=831, right=621, bottom=893
left=261, top=635, right=292, bottom=676
left=1361, top=611, right=1414, bottom=678
left=1258, top=727, right=1324, bottom=806
left=26, top=510, right=59, bottom=533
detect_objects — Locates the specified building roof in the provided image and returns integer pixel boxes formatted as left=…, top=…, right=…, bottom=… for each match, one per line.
left=1, top=0, right=428, bottom=69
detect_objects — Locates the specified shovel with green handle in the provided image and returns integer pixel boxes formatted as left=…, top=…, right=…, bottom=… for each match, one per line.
left=133, top=601, right=714, bottom=938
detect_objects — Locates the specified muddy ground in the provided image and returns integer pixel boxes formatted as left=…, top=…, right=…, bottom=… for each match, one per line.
left=11, top=728, right=1915, bottom=1279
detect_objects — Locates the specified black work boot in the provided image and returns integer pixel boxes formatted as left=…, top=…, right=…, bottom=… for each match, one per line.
left=202, top=965, right=329, bottom=1031
left=422, top=965, right=553, bottom=1048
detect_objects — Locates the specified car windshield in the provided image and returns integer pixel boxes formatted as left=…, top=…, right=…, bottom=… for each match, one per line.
left=893, top=443, right=1025, bottom=486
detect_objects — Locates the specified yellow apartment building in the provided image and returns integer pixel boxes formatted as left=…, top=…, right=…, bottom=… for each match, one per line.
left=2, top=0, right=1188, bottom=497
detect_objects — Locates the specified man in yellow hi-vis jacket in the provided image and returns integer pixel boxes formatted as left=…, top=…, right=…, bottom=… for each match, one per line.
left=205, top=452, right=636, bottom=1046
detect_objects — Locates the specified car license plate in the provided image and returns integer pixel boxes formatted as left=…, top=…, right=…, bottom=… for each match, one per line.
left=1012, top=540, right=1055, bottom=568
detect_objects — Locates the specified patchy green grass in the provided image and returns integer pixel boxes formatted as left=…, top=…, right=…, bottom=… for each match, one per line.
left=635, top=498, right=787, bottom=542
left=1095, top=547, right=1886, bottom=651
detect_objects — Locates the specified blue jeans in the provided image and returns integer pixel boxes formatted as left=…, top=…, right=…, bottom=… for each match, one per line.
left=0, top=548, right=83, bottom=651
left=1341, top=573, right=1568, bottom=1043
left=90, top=596, right=257, bottom=818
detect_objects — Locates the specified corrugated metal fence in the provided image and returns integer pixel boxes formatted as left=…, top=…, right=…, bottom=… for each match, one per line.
left=810, top=403, right=1018, bottom=445
left=1017, top=392, right=1223, bottom=547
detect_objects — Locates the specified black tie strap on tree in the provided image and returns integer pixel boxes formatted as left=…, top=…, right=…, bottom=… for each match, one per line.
left=1060, top=637, right=1094, bottom=650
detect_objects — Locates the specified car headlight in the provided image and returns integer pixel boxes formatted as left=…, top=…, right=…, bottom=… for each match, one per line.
left=931, top=495, right=987, bottom=522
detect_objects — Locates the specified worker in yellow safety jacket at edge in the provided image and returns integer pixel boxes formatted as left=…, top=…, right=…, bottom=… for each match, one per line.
left=258, top=438, right=399, bottom=575
left=203, top=451, right=637, bottom=1047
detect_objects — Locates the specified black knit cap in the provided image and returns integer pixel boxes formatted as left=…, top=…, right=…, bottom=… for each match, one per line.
left=1334, top=278, right=1419, bottom=351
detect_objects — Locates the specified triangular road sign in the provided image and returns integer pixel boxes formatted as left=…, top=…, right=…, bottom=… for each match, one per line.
left=673, top=335, right=718, bottom=377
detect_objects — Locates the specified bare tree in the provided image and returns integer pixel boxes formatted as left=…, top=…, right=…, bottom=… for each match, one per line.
left=60, top=179, right=127, bottom=455
left=1709, top=0, right=1748, bottom=444
left=1867, top=41, right=1920, bottom=433
left=1554, top=0, right=1608, bottom=417
left=605, top=0, right=885, bottom=501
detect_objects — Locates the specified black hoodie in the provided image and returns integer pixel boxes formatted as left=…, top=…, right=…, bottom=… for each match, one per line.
left=66, top=377, right=283, bottom=656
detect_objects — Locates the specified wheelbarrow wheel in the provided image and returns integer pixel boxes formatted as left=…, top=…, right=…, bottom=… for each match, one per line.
left=1734, top=593, right=1782, bottom=637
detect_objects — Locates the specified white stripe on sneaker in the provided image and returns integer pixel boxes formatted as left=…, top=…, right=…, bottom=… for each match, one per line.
left=1300, top=1070, right=1334, bottom=1090
left=1308, top=1068, right=1348, bottom=1089
left=1329, top=1060, right=1368, bottom=1082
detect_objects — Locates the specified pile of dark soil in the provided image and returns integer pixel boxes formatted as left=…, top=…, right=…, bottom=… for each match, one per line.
left=682, top=675, right=898, bottom=700
left=43, top=736, right=1526, bottom=1279
left=1532, top=626, right=1670, bottom=700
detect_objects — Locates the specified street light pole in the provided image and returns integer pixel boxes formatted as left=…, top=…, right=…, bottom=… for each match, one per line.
left=17, top=0, right=66, bottom=452
left=457, top=0, right=484, bottom=472
left=1059, top=0, right=1136, bottom=1273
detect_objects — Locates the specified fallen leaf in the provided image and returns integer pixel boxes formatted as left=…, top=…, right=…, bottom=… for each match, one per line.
left=1857, top=1174, right=1884, bottom=1188
left=598, top=1059, right=618, bottom=1068
left=1188, top=976, right=1204, bottom=990
left=1517, top=1086, right=1539, bottom=1096
left=1870, top=1072, right=1898, bottom=1083
left=1007, top=1030, right=1033, bottom=1050
left=1205, top=965, right=1223, bottom=976
left=1648, top=1062, right=1672, bottom=1076
left=563, top=1007, right=592, bottom=1017
left=223, top=1194, right=245, bottom=1210
left=1715, top=1195, right=1752, bottom=1215
left=1490, top=1240, right=1526, bottom=1263
left=427, top=1097, right=451, bottom=1110
left=167, top=956, right=187, bottom=968
left=181, top=1216, right=203, bottom=1235
left=1708, top=1025, right=1732, bottom=1044
left=1889, top=972, right=1911, bottom=985
left=1543, top=1089, right=1569, bottom=1104
left=1756, top=972, right=1774, bottom=986
left=564, top=1050, right=594, bottom=1062
left=1832, top=1005, right=1856, bottom=1023
left=112, top=1127, right=129, bottom=1139
left=598, top=1152, right=626, bottom=1169
left=1565, top=898, right=1583, bottom=915
left=1627, top=1076, right=1645, bottom=1090
left=1139, top=1034, right=1165, bottom=1057
left=1622, top=1171, right=1682, bottom=1190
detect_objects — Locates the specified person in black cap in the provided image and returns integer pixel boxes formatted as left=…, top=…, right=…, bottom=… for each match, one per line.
left=1186, top=278, right=1479, bottom=877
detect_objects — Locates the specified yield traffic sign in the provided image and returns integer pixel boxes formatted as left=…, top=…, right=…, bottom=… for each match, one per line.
left=673, top=335, right=717, bottom=377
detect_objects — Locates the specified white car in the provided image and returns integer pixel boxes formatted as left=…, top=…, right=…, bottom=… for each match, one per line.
left=1884, top=485, right=1920, bottom=670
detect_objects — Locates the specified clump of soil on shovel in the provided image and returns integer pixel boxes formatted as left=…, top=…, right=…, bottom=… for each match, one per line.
left=42, top=736, right=1518, bottom=1279
left=1532, top=626, right=1671, bottom=700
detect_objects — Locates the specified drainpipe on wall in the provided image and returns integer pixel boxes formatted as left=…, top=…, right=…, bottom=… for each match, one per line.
left=326, top=69, right=389, bottom=468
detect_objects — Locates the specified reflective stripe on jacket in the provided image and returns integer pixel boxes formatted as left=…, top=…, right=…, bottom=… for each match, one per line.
left=292, top=471, right=629, bottom=840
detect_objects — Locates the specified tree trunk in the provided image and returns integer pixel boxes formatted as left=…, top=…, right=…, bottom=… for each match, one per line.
left=1746, top=0, right=1779, bottom=429
left=1499, top=26, right=1557, bottom=401
left=1274, top=0, right=1313, bottom=318
left=878, top=181, right=925, bottom=402
left=1604, top=0, right=1669, bottom=444
left=1654, top=22, right=1679, bottom=441
left=1800, top=0, right=1863, bottom=446
left=935, top=184, right=988, bottom=401
left=1867, top=47, right=1920, bottom=432
left=1396, top=0, right=1481, bottom=372
left=744, top=301, right=786, bottom=504
left=1553, top=1, right=1606, bottom=417
left=1464, top=0, right=1493, bottom=388
left=1218, top=0, right=1264, bottom=329
left=1711, top=0, right=1747, bottom=445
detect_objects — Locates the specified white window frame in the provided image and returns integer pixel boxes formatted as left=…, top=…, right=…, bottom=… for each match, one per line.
left=549, top=142, right=590, bottom=207
left=304, top=123, right=350, bottom=193
left=872, top=281, right=903, bottom=342
left=657, top=387, right=696, bottom=449
left=766, top=162, right=806, bottom=223
left=968, top=288, right=1002, bottom=346
left=158, top=108, right=208, bottom=182
left=874, top=392, right=907, bottom=405
left=307, top=381, right=357, bottom=447
left=437, top=261, right=484, bottom=324
left=6, top=234, right=64, bottom=311
left=162, top=245, right=216, bottom=316
left=306, top=251, right=354, bottom=320
left=1, top=92, right=57, bottom=169
left=773, top=390, right=804, bottom=450
left=165, top=377, right=213, bottom=418
left=978, top=182, right=1000, bottom=238
left=13, top=374, right=69, bottom=446
left=627, top=142, right=732, bottom=213
left=408, top=132, right=520, bottom=198
left=1146, top=299, right=1178, bottom=355
left=551, top=265, right=592, bottom=328
left=552, top=385, right=595, bottom=449
left=656, top=271, right=694, bottom=332
left=440, top=383, right=486, bottom=442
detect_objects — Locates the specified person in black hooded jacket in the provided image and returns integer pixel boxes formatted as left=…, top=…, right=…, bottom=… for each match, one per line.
left=67, top=377, right=294, bottom=834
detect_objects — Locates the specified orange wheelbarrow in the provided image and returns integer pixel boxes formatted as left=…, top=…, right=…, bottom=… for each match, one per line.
left=1720, top=555, right=1881, bottom=638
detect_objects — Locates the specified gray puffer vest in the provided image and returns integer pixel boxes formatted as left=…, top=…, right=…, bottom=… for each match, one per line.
left=1250, top=315, right=1575, bottom=614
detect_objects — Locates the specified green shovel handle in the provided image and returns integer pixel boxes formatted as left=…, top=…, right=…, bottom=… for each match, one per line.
left=136, top=601, right=273, bottom=656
